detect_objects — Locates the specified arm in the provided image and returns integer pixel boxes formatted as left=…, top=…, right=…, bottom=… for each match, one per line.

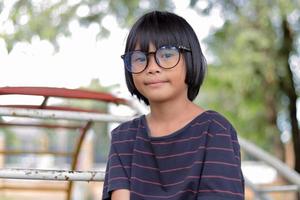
left=112, top=189, right=130, bottom=200
left=102, top=128, right=131, bottom=200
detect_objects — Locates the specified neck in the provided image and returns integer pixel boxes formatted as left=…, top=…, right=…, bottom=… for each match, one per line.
left=146, top=95, right=205, bottom=137
left=148, top=97, right=198, bottom=123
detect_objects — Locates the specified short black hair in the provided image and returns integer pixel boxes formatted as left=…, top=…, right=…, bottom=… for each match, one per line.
left=123, top=10, right=207, bottom=105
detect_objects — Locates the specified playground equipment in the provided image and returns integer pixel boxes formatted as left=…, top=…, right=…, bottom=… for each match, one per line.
left=0, top=86, right=300, bottom=200
left=0, top=86, right=136, bottom=200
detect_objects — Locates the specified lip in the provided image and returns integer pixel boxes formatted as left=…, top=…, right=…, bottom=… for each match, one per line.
left=144, top=80, right=168, bottom=86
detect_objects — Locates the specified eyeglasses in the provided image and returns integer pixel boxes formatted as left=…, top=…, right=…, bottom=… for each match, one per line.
left=121, top=45, right=191, bottom=74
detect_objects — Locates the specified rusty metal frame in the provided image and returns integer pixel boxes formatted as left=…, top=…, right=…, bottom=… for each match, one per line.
left=67, top=121, right=92, bottom=200
left=0, top=86, right=131, bottom=200
left=0, top=87, right=126, bottom=104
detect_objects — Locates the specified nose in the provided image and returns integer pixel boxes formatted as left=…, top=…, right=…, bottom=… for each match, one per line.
left=145, top=54, right=161, bottom=74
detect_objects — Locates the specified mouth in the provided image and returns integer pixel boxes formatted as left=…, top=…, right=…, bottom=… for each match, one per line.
left=144, top=80, right=169, bottom=86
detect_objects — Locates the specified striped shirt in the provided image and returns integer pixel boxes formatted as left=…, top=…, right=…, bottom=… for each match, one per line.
left=102, top=110, right=244, bottom=200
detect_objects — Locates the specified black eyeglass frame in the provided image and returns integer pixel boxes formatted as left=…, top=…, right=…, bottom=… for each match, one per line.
left=121, top=45, right=191, bottom=74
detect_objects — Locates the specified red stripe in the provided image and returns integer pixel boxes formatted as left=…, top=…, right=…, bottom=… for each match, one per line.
left=134, top=149, right=154, bottom=155
left=108, top=153, right=134, bottom=160
left=112, top=139, right=135, bottom=144
left=132, top=163, right=159, bottom=171
left=191, top=120, right=211, bottom=127
left=109, top=159, right=238, bottom=174
left=112, top=127, right=139, bottom=134
left=104, top=187, right=244, bottom=198
left=156, top=149, right=200, bottom=159
left=112, top=132, right=238, bottom=146
left=201, top=175, right=242, bottom=182
left=111, top=132, right=236, bottom=145
left=136, top=136, right=150, bottom=142
left=212, top=119, right=227, bottom=130
left=206, top=147, right=233, bottom=152
left=216, top=133, right=230, bottom=137
left=216, top=134, right=239, bottom=143
left=131, top=177, right=161, bottom=186
left=105, top=165, right=131, bottom=175
left=195, top=160, right=238, bottom=167
left=198, top=189, right=244, bottom=197
left=112, top=124, right=146, bottom=134
left=131, top=176, right=198, bottom=187
left=132, top=145, right=234, bottom=159
left=150, top=132, right=212, bottom=145
left=131, top=175, right=241, bottom=187
left=131, top=189, right=197, bottom=199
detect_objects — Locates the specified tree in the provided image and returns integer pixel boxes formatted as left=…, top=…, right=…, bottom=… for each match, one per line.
left=0, top=0, right=173, bottom=52
left=191, top=0, right=300, bottom=177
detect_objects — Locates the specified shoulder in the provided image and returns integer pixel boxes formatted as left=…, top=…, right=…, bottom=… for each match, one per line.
left=204, top=110, right=236, bottom=134
left=204, top=110, right=241, bottom=155
left=110, top=115, right=144, bottom=142
left=202, top=110, right=239, bottom=145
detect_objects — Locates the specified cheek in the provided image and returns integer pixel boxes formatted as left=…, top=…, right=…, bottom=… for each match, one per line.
left=132, top=75, right=143, bottom=91
left=175, top=65, right=187, bottom=86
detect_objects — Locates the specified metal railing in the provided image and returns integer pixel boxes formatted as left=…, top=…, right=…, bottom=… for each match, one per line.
left=0, top=168, right=105, bottom=181
left=239, top=137, right=300, bottom=199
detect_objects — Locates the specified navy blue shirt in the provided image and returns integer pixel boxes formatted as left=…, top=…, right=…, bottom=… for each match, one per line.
left=102, top=110, right=244, bottom=199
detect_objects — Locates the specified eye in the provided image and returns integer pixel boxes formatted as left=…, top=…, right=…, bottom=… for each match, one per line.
left=158, top=49, right=177, bottom=59
left=161, top=52, right=174, bottom=58
left=131, top=52, right=146, bottom=63
left=133, top=57, right=146, bottom=62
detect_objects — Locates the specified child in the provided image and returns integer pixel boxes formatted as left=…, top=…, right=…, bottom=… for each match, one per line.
left=102, top=11, right=244, bottom=200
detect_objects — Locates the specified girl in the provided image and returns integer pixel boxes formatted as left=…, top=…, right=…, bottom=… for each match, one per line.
left=102, top=11, right=244, bottom=200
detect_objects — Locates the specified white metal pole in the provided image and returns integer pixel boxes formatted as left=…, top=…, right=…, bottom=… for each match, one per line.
left=0, top=168, right=105, bottom=181
left=0, top=107, right=131, bottom=123
left=239, top=137, right=300, bottom=190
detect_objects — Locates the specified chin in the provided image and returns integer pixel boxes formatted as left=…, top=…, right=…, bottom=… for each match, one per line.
left=147, top=96, right=173, bottom=104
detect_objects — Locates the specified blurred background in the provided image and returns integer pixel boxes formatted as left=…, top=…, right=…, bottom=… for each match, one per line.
left=0, top=0, right=300, bottom=199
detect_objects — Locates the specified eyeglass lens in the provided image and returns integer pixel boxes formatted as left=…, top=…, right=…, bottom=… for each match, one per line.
left=126, top=46, right=180, bottom=73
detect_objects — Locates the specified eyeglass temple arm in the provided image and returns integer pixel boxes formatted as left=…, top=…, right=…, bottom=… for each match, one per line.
left=178, top=45, right=191, bottom=51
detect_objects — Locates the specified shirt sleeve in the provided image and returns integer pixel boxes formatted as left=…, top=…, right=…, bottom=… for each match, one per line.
left=197, top=116, right=245, bottom=200
left=102, top=131, right=130, bottom=200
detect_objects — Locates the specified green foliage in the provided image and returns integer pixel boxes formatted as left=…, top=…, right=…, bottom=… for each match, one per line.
left=0, top=0, right=173, bottom=52
left=193, top=0, right=300, bottom=155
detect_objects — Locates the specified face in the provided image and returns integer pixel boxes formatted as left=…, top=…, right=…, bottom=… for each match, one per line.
left=132, top=43, right=188, bottom=104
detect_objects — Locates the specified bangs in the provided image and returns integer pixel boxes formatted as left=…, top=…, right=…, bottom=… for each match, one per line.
left=135, top=27, right=179, bottom=52
left=125, top=12, right=190, bottom=52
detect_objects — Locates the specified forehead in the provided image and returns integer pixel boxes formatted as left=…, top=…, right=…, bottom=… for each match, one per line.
left=134, top=42, right=156, bottom=51
left=128, top=27, right=181, bottom=52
